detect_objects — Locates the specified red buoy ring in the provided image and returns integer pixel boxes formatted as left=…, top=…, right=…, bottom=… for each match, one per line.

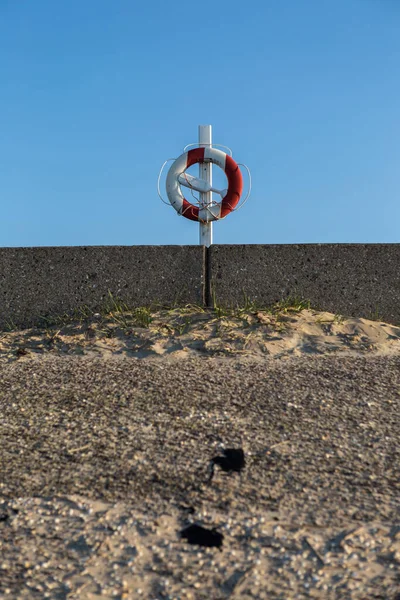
left=165, top=147, right=243, bottom=222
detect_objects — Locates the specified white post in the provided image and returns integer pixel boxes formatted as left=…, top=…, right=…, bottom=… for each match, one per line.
left=198, top=125, right=213, bottom=247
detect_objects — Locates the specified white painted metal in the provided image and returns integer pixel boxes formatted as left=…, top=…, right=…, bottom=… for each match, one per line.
left=198, top=125, right=213, bottom=247
left=204, top=146, right=226, bottom=169
left=178, top=172, right=227, bottom=198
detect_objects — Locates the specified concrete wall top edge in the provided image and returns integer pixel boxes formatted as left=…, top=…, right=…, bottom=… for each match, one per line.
left=0, top=244, right=202, bottom=251
left=1, top=243, right=399, bottom=252
left=209, top=243, right=400, bottom=248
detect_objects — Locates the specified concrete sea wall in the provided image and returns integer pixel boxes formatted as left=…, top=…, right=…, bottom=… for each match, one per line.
left=208, top=244, right=400, bottom=324
left=0, top=246, right=205, bottom=330
left=1, top=244, right=399, bottom=329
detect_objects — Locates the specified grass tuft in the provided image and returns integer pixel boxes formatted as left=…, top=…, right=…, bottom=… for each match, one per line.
left=3, top=291, right=316, bottom=335
left=210, top=289, right=312, bottom=321
left=272, top=295, right=311, bottom=314
left=367, top=305, right=383, bottom=322
left=101, top=292, right=153, bottom=328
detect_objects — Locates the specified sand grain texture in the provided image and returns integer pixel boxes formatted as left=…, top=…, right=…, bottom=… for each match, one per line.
left=1, top=309, right=399, bottom=599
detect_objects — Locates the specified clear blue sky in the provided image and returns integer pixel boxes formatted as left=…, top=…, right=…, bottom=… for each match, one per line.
left=1, top=0, right=399, bottom=247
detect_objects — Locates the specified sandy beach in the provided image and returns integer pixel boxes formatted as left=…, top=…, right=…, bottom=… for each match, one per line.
left=2, top=305, right=400, bottom=362
left=1, top=307, right=399, bottom=599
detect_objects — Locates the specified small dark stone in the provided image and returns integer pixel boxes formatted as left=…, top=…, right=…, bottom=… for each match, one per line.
left=179, top=504, right=195, bottom=515
left=15, top=347, right=28, bottom=357
left=209, top=448, right=245, bottom=481
left=180, top=524, right=223, bottom=549
left=0, top=513, right=10, bottom=522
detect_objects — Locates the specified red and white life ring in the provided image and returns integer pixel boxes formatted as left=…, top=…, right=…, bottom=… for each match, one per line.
left=166, top=147, right=243, bottom=222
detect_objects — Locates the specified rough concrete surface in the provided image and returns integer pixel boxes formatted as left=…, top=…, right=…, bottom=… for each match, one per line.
left=2, top=244, right=400, bottom=331
left=0, top=246, right=205, bottom=330
left=1, top=353, right=399, bottom=599
left=209, top=244, right=400, bottom=325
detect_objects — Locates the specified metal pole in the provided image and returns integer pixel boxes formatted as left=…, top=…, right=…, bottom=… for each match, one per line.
left=198, top=125, right=213, bottom=247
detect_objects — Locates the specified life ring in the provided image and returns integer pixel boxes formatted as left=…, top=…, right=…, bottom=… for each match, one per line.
left=165, top=147, right=243, bottom=222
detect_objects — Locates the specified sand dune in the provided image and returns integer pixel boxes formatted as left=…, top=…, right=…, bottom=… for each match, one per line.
left=1, top=307, right=400, bottom=362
